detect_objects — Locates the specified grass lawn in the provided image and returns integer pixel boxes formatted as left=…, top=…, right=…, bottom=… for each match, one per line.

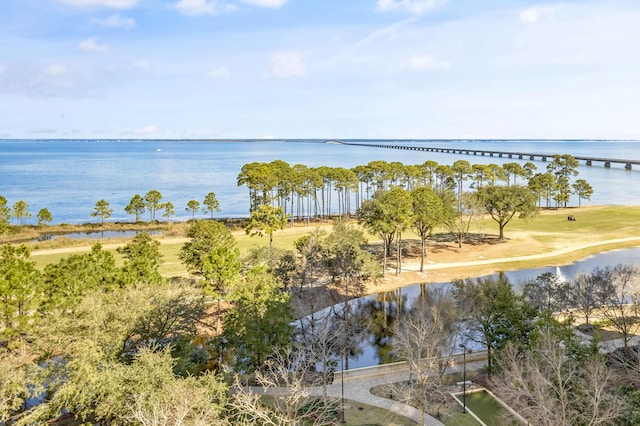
left=341, top=400, right=418, bottom=426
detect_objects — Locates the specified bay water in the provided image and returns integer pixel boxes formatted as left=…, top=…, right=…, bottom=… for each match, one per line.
left=1, top=139, right=640, bottom=225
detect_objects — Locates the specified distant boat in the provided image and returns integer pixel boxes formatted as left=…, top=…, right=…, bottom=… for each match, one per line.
left=156, top=148, right=162, bottom=152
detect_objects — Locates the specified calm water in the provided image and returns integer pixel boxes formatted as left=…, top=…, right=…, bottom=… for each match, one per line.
left=37, top=229, right=163, bottom=241
left=328, top=247, right=640, bottom=369
left=1, top=139, right=640, bottom=224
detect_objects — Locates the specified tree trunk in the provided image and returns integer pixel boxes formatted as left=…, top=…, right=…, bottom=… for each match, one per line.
left=420, top=235, right=425, bottom=272
left=217, top=297, right=222, bottom=334
left=396, top=230, right=401, bottom=276
left=382, top=247, right=387, bottom=278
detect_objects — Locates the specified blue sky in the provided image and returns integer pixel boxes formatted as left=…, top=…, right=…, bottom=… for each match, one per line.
left=1, top=0, right=639, bottom=140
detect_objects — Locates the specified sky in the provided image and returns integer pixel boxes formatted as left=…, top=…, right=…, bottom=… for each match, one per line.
left=1, top=0, right=640, bottom=140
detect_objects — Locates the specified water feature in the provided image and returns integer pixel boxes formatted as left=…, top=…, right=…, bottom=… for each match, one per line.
left=316, top=247, right=640, bottom=369
left=37, top=229, right=163, bottom=241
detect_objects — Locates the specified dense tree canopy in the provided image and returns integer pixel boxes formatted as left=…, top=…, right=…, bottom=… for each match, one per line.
left=245, top=204, right=288, bottom=249
left=477, top=184, right=537, bottom=240
left=124, top=194, right=146, bottom=222
left=203, top=191, right=220, bottom=218
left=223, top=266, right=294, bottom=372
left=90, top=199, right=112, bottom=225
left=411, top=187, right=447, bottom=272
left=11, top=200, right=31, bottom=226
left=144, top=189, right=163, bottom=222
left=36, top=208, right=52, bottom=226
left=452, top=276, right=536, bottom=374
left=117, top=232, right=163, bottom=286
left=179, top=220, right=236, bottom=277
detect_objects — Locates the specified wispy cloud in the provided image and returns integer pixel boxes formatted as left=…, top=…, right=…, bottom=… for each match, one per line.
left=402, top=54, right=450, bottom=71
left=327, top=17, right=418, bottom=66
left=240, top=0, right=288, bottom=8
left=57, top=0, right=140, bottom=8
left=90, top=14, right=135, bottom=28
left=270, top=51, right=306, bottom=78
left=78, top=37, right=109, bottom=52
left=519, top=6, right=555, bottom=23
left=174, top=0, right=234, bottom=16
left=376, top=0, right=447, bottom=16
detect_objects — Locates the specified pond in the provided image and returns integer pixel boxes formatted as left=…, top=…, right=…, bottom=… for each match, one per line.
left=312, top=247, right=640, bottom=369
left=37, top=229, right=164, bottom=241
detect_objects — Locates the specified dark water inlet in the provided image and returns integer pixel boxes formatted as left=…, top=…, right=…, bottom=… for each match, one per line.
left=316, top=247, right=640, bottom=369
left=37, top=229, right=163, bottom=241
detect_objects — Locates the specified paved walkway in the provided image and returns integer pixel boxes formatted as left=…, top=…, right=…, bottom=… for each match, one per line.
left=310, top=370, right=443, bottom=425
left=260, top=359, right=488, bottom=425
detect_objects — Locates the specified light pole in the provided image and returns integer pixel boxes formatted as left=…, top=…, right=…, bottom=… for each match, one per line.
left=459, top=344, right=468, bottom=413
left=341, top=349, right=346, bottom=423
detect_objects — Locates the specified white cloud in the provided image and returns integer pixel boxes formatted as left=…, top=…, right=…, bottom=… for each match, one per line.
left=376, top=0, right=447, bottom=16
left=208, top=66, right=231, bottom=78
left=519, top=6, right=555, bottom=23
left=135, top=125, right=158, bottom=135
left=240, top=0, right=287, bottom=8
left=78, top=37, right=109, bottom=52
left=175, top=0, right=226, bottom=16
left=270, top=51, right=306, bottom=78
left=57, top=0, right=140, bottom=8
left=403, top=54, right=450, bottom=70
left=90, top=14, right=135, bottom=28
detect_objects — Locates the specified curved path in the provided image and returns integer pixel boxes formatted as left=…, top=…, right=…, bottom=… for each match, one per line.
left=259, top=359, right=488, bottom=425
left=415, top=236, right=640, bottom=271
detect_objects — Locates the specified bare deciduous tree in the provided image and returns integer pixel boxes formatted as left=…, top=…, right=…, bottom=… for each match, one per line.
left=491, top=330, right=624, bottom=426
left=599, top=264, right=640, bottom=351
left=297, top=311, right=341, bottom=398
left=229, top=348, right=338, bottom=426
left=523, top=272, right=565, bottom=313
left=391, top=288, right=458, bottom=424
left=564, top=269, right=615, bottom=324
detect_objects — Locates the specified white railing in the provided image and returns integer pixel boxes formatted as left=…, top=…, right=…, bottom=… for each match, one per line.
left=335, top=350, right=488, bottom=383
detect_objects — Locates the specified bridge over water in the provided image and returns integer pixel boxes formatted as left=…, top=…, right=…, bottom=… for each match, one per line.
left=330, top=140, right=640, bottom=170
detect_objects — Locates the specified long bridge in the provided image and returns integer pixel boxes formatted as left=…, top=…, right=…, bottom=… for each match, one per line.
left=331, top=140, right=640, bottom=170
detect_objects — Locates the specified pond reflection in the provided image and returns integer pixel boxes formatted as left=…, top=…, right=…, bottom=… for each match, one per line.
left=37, top=229, right=163, bottom=241
left=319, top=247, right=640, bottom=369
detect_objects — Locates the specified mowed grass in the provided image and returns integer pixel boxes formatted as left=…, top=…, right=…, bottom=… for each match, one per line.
left=26, top=205, right=640, bottom=278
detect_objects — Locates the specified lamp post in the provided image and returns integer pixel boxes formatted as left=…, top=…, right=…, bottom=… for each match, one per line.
left=459, top=344, right=468, bottom=413
left=341, top=349, right=346, bottom=423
